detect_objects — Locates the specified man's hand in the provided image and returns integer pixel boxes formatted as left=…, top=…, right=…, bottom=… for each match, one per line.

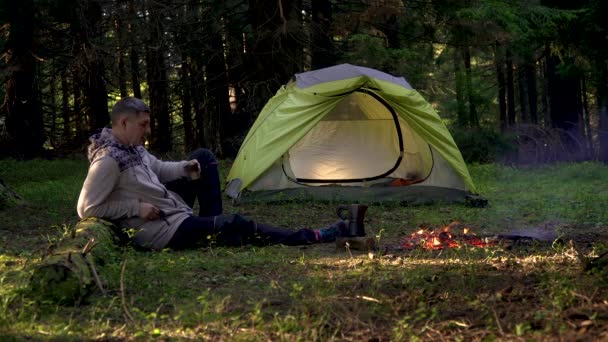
left=139, top=202, right=161, bottom=221
left=184, top=159, right=201, bottom=180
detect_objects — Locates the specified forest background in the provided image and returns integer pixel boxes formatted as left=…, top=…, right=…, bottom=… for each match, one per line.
left=2, top=0, right=608, bottom=164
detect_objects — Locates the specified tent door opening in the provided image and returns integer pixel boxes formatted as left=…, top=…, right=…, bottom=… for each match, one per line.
left=284, top=89, right=404, bottom=184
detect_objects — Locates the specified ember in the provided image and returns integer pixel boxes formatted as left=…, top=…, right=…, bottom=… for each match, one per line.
left=401, top=221, right=496, bottom=250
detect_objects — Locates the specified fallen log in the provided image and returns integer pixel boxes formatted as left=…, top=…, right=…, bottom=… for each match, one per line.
left=29, top=217, right=124, bottom=305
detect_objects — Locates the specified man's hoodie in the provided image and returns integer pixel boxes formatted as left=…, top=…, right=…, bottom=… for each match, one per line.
left=77, top=127, right=192, bottom=250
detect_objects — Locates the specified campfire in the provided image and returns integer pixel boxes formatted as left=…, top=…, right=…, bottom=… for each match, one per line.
left=401, top=221, right=497, bottom=250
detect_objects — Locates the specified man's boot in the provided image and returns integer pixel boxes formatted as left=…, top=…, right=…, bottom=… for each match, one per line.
left=336, top=204, right=368, bottom=237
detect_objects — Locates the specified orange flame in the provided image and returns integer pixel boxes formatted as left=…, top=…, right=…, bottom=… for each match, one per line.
left=401, top=222, right=496, bottom=250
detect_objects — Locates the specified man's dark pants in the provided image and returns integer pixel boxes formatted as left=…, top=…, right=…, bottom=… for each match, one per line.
left=164, top=149, right=317, bottom=249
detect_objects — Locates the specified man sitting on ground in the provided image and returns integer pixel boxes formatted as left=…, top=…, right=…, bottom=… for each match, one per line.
left=77, top=97, right=361, bottom=250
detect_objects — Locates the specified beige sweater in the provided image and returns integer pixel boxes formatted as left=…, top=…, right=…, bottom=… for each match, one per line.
left=77, top=128, right=192, bottom=250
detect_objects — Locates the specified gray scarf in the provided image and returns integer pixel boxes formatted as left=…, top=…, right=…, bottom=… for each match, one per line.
left=87, top=128, right=146, bottom=172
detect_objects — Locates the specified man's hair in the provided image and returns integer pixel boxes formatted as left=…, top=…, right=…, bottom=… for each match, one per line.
left=110, top=97, right=150, bottom=124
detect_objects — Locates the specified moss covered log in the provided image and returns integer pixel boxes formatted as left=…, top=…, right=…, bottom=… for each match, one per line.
left=29, top=217, right=124, bottom=304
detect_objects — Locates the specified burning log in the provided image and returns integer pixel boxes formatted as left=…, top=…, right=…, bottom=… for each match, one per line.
left=29, top=218, right=124, bottom=305
left=401, top=221, right=496, bottom=250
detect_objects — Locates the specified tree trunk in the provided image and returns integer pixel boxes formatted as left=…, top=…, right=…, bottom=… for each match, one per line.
left=546, top=55, right=581, bottom=132
left=597, top=61, right=608, bottom=163
left=61, top=72, right=72, bottom=142
left=505, top=48, right=516, bottom=127
left=526, top=63, right=538, bottom=124
left=495, top=44, right=507, bottom=132
left=72, top=69, right=86, bottom=140
left=186, top=0, right=209, bottom=148
left=130, top=46, right=142, bottom=99
left=580, top=76, right=592, bottom=153
left=128, top=0, right=142, bottom=99
left=180, top=60, right=195, bottom=152
left=74, top=0, right=109, bottom=133
left=29, top=218, right=124, bottom=305
left=454, top=48, right=467, bottom=127
left=204, top=33, right=230, bottom=157
left=115, top=16, right=129, bottom=98
left=49, top=67, right=58, bottom=148
left=539, top=56, right=550, bottom=126
left=248, top=0, right=303, bottom=106
left=2, top=0, right=45, bottom=157
left=223, top=10, right=252, bottom=156
left=191, top=57, right=205, bottom=147
left=383, top=11, right=400, bottom=50
left=311, top=0, right=336, bottom=69
left=518, top=66, right=529, bottom=123
left=463, top=46, right=478, bottom=127
left=145, top=0, right=171, bottom=153
left=83, top=57, right=109, bottom=133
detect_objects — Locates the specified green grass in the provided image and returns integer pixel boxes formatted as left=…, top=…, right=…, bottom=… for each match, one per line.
left=1, top=159, right=608, bottom=340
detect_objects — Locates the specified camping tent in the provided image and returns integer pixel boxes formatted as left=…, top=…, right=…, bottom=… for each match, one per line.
left=225, top=64, right=477, bottom=204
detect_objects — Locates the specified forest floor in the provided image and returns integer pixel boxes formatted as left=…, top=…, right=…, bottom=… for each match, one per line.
left=1, top=158, right=608, bottom=341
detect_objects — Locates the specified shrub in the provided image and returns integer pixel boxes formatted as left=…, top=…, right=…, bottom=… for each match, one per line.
left=451, top=126, right=515, bottom=163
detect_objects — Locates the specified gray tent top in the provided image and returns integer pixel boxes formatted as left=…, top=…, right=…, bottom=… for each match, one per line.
left=295, top=63, right=413, bottom=90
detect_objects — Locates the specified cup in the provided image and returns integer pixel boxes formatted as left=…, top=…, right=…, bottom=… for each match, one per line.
left=185, top=161, right=201, bottom=180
